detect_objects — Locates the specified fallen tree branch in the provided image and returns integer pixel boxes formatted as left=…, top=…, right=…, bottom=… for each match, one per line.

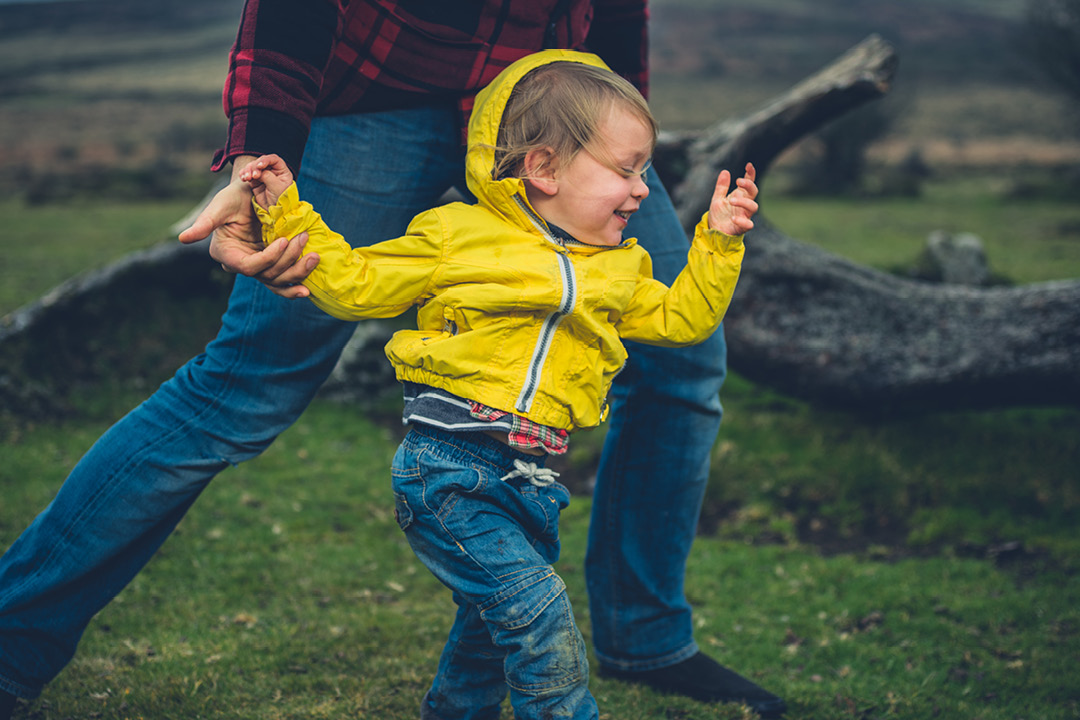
left=670, top=34, right=899, bottom=231
left=656, top=33, right=1080, bottom=410
left=661, top=33, right=1080, bottom=411
left=724, top=221, right=1080, bottom=411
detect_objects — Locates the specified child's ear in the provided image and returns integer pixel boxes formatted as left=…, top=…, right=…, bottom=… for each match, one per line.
left=523, top=147, right=559, bottom=196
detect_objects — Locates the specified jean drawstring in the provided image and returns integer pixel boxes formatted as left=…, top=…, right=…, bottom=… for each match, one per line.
left=500, top=459, right=559, bottom=487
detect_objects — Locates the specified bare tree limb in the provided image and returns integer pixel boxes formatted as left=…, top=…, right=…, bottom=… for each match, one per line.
left=671, top=34, right=899, bottom=232
left=724, top=222, right=1080, bottom=411
left=657, top=33, right=1080, bottom=411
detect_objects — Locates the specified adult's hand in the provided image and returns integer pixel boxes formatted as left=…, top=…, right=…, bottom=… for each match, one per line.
left=177, top=156, right=320, bottom=299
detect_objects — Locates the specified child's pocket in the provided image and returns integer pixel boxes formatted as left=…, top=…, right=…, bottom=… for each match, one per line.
left=392, top=491, right=414, bottom=531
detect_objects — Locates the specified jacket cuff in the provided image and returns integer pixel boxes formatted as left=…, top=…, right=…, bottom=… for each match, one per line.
left=253, top=183, right=308, bottom=246
left=211, top=107, right=311, bottom=174
left=693, top=212, right=745, bottom=254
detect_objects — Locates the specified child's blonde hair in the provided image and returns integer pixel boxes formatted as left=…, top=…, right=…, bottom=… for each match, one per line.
left=491, top=61, right=658, bottom=180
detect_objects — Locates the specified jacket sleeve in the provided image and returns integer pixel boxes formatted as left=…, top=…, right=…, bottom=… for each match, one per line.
left=253, top=184, right=444, bottom=321
left=586, top=0, right=649, bottom=97
left=212, top=0, right=343, bottom=173
left=614, top=215, right=744, bottom=346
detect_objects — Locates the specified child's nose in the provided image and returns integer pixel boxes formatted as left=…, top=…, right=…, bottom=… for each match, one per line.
left=633, top=175, right=650, bottom=199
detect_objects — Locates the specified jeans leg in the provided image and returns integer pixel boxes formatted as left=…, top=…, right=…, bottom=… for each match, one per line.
left=425, top=596, right=507, bottom=720
left=0, top=107, right=465, bottom=698
left=393, top=428, right=597, bottom=720
left=0, top=276, right=357, bottom=697
left=585, top=173, right=727, bottom=671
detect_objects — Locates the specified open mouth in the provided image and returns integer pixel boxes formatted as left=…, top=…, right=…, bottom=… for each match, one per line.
left=614, top=209, right=633, bottom=221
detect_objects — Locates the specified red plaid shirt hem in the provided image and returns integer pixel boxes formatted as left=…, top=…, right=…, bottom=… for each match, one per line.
left=469, top=403, right=570, bottom=456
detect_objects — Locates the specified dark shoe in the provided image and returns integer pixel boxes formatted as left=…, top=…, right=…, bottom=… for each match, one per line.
left=0, top=690, right=17, bottom=720
left=598, top=652, right=787, bottom=717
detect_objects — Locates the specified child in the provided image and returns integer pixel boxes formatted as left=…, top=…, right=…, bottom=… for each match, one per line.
left=240, top=49, right=758, bottom=720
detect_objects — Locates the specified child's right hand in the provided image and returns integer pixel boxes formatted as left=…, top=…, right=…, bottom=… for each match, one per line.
left=238, top=154, right=295, bottom=209
left=708, top=163, right=758, bottom=236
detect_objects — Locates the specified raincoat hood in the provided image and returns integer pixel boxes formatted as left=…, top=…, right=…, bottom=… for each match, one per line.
left=465, top=49, right=611, bottom=222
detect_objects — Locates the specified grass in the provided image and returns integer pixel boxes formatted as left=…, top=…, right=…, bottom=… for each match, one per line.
left=0, top=198, right=202, bottom=316
left=1, top=395, right=1077, bottom=720
left=700, top=375, right=1080, bottom=562
left=2, top=169, right=1077, bottom=720
left=1, top=169, right=1076, bottom=718
left=761, top=177, right=1080, bottom=284
left=5, top=177, right=1073, bottom=717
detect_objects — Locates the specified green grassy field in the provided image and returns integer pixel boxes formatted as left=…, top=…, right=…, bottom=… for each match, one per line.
left=2, top=396, right=1077, bottom=720
left=2, top=178, right=1076, bottom=717
left=0, top=199, right=198, bottom=315
left=2, top=177, right=1078, bottom=718
left=762, top=177, right=1080, bottom=284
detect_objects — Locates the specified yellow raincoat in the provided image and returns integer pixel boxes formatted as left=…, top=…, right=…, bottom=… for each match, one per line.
left=255, top=49, right=744, bottom=432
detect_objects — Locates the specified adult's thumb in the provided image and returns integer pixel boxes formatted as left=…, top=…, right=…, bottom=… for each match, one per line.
left=177, top=210, right=218, bottom=244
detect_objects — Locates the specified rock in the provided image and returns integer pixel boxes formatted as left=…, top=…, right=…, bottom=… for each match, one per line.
left=917, top=230, right=992, bottom=286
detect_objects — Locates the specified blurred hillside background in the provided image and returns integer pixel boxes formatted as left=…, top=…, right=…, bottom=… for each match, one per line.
left=1, top=0, right=1079, bottom=317
left=4, top=0, right=1080, bottom=197
left=0, top=0, right=1078, bottom=299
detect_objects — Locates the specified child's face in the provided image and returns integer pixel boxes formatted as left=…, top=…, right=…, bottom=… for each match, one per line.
left=538, top=106, right=652, bottom=247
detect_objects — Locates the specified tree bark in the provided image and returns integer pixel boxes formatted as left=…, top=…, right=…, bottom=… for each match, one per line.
left=667, top=34, right=900, bottom=232
left=656, top=34, right=1080, bottom=412
left=724, top=221, right=1080, bottom=411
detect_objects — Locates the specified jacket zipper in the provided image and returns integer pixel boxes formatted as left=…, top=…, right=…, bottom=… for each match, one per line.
left=513, top=196, right=577, bottom=414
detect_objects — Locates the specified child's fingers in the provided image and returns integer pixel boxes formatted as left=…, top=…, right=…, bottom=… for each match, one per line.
left=731, top=212, right=754, bottom=230
left=254, top=154, right=284, bottom=173
left=732, top=164, right=758, bottom=199
left=239, top=163, right=263, bottom=182
left=714, top=169, right=732, bottom=200
left=735, top=177, right=758, bottom=200
left=730, top=196, right=759, bottom=215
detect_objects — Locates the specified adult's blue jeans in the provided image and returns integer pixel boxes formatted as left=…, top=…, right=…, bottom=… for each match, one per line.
left=0, top=105, right=726, bottom=698
left=393, top=425, right=596, bottom=720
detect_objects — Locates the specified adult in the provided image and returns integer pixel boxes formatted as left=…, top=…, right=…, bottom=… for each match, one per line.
left=0, top=2, right=785, bottom=717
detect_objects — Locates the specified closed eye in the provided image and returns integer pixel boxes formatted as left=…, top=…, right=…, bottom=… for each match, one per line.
left=618, top=157, right=653, bottom=178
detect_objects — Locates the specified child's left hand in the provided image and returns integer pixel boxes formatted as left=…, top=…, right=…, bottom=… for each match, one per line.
left=238, top=154, right=295, bottom=210
left=708, top=163, right=759, bottom=236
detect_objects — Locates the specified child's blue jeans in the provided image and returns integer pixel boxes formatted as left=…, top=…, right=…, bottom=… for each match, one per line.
left=393, top=425, right=596, bottom=720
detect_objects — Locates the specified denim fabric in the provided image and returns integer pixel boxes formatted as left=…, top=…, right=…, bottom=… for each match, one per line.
left=0, top=103, right=728, bottom=698
left=0, top=107, right=466, bottom=697
left=586, top=177, right=727, bottom=671
left=393, top=426, right=596, bottom=720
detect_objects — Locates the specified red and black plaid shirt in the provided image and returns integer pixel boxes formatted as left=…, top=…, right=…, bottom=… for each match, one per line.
left=212, top=0, right=649, bottom=173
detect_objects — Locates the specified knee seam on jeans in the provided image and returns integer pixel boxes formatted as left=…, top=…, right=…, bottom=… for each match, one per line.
left=495, top=588, right=589, bottom=695
left=479, top=568, right=565, bottom=630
